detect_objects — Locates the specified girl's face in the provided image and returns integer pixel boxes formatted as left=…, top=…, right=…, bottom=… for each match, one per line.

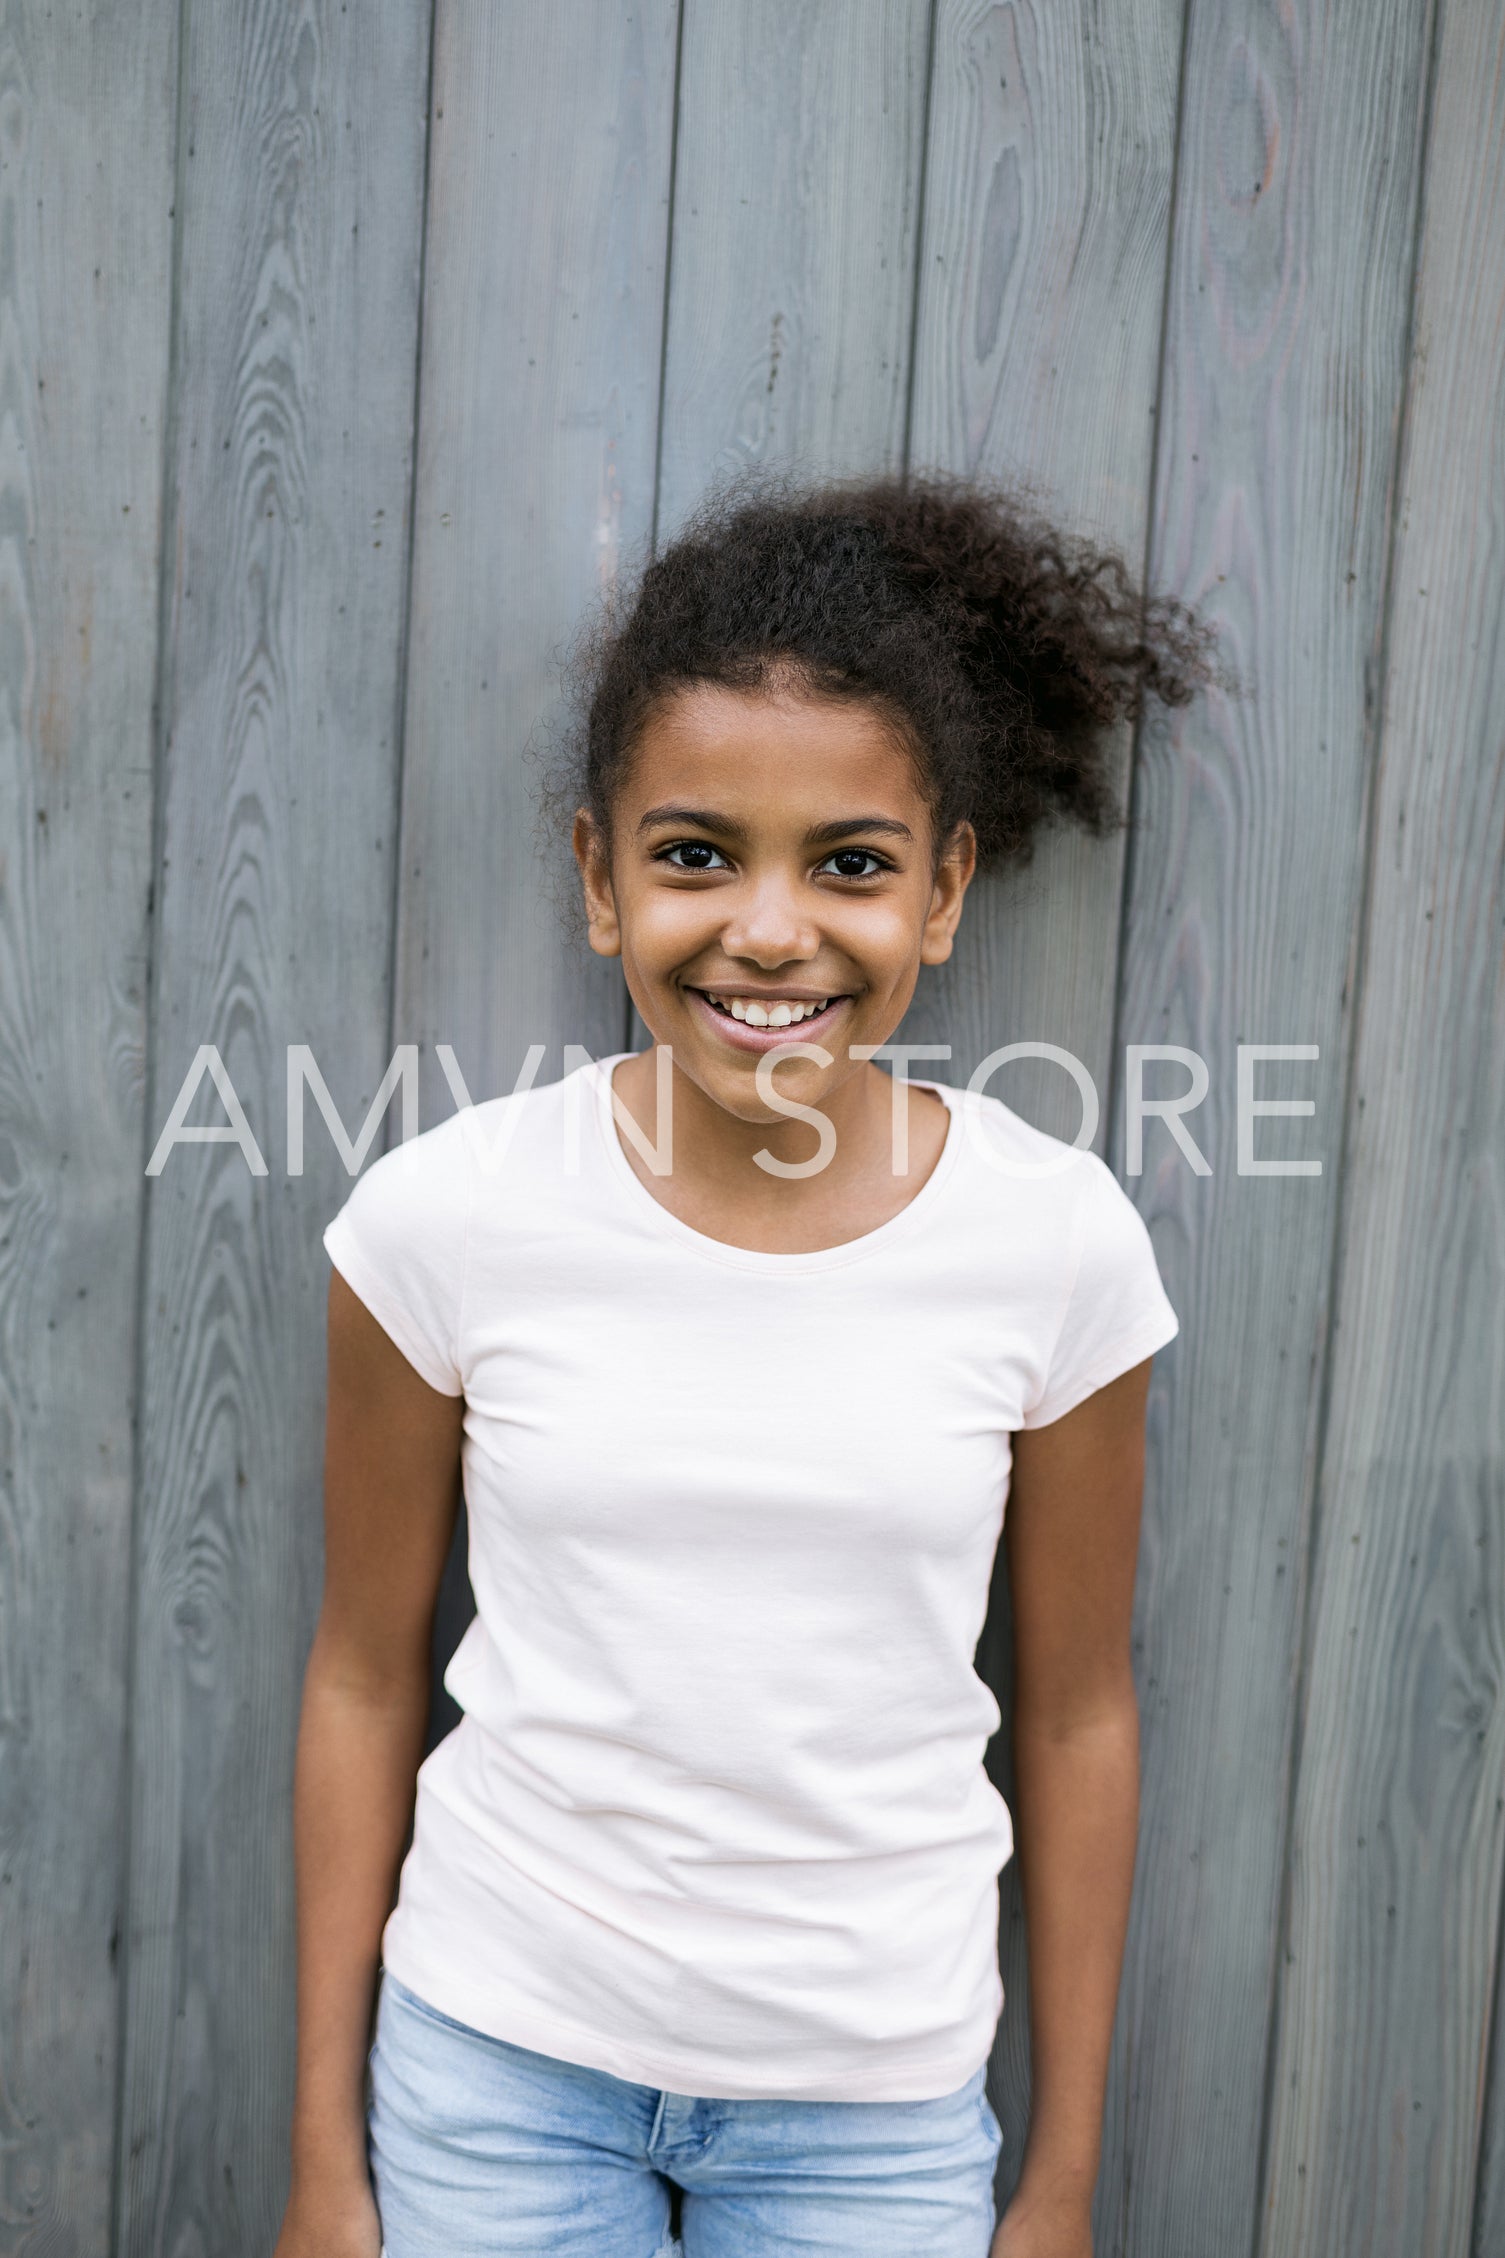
left=573, top=682, right=975, bottom=1124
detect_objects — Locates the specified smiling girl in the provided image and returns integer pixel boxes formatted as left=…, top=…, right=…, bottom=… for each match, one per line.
left=275, top=481, right=1210, bottom=2258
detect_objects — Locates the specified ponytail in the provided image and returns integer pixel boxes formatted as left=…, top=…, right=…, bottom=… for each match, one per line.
left=568, top=473, right=1214, bottom=867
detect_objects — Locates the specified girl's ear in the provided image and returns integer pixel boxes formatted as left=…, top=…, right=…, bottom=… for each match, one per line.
left=572, top=808, right=622, bottom=958
left=920, top=820, right=977, bottom=966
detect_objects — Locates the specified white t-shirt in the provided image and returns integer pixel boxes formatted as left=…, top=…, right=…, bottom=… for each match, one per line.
left=322, top=1052, right=1178, bottom=2101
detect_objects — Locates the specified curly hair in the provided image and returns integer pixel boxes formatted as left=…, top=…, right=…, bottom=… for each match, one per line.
left=556, top=473, right=1214, bottom=870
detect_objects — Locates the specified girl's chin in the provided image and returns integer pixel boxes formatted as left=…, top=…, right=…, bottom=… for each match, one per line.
left=681, top=986, right=851, bottom=1056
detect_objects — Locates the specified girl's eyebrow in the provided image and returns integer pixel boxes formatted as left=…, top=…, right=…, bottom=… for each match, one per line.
left=804, top=816, right=914, bottom=845
left=635, top=804, right=914, bottom=845
left=636, top=803, right=745, bottom=836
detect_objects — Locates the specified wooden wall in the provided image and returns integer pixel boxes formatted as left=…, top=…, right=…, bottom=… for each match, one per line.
left=3, top=4, right=1500, bottom=2253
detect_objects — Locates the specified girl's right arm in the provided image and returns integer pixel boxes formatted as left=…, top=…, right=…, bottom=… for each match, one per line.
left=274, top=1270, right=465, bottom=2258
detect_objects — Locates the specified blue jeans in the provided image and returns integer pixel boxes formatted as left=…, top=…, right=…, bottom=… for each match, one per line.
left=366, top=1971, right=1002, bottom=2255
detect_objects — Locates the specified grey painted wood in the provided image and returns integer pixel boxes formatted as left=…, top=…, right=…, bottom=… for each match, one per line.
left=394, top=0, right=680, bottom=1747
left=392, top=0, right=681, bottom=1122
left=1260, top=8, right=1505, bottom=2250
left=627, top=0, right=932, bottom=1055
left=898, top=0, right=1186, bottom=2203
left=653, top=0, right=932, bottom=538
left=899, top=0, right=1187, bottom=1137
left=1480, top=1881, right=1505, bottom=2258
left=1102, top=1, right=1435, bottom=2251
left=0, top=8, right=175, bottom=2249
left=115, top=4, right=430, bottom=2249
left=1480, top=1879, right=1505, bottom=2256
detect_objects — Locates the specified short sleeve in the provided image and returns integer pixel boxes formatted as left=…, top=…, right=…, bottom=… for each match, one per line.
left=1022, top=1152, right=1179, bottom=1428
left=322, top=1115, right=470, bottom=1396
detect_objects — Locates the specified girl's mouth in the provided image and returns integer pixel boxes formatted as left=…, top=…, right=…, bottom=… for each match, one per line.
left=686, top=988, right=850, bottom=1051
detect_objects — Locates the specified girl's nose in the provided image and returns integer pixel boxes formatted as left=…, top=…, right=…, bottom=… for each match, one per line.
left=718, top=870, right=821, bottom=968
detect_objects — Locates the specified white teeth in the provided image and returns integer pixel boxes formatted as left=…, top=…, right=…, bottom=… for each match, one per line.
left=706, top=994, right=834, bottom=1026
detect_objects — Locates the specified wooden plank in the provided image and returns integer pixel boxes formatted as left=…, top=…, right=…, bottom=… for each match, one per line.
left=627, top=0, right=931, bottom=1052
left=897, top=0, right=1186, bottom=2202
left=1259, top=11, right=1505, bottom=2252
left=393, top=0, right=680, bottom=1750
left=653, top=0, right=932, bottom=538
left=0, top=8, right=175, bottom=2247
left=1102, top=1, right=1435, bottom=2251
left=392, top=0, right=681, bottom=1119
left=900, top=0, right=1187, bottom=1140
left=1478, top=1887, right=1505, bottom=2258
left=115, top=4, right=430, bottom=2249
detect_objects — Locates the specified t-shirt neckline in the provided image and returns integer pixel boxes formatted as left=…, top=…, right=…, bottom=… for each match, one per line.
left=589, top=1051, right=965, bottom=1274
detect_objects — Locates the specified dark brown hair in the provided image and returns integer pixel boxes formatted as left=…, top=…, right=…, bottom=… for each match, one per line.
left=557, top=473, right=1213, bottom=869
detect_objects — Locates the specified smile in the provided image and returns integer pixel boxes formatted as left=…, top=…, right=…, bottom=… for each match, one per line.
left=707, top=993, right=827, bottom=1026
left=686, top=989, right=849, bottom=1049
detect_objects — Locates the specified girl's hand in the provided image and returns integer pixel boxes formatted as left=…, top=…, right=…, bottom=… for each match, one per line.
left=272, top=2166, right=382, bottom=2258
left=990, top=2185, right=1094, bottom=2258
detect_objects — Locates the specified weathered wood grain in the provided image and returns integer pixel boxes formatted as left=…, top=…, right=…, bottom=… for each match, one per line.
left=392, top=0, right=681, bottom=1121
left=1479, top=1886, right=1505, bottom=2256
left=115, top=4, right=430, bottom=2250
left=1259, top=10, right=1505, bottom=2252
left=626, top=0, right=932, bottom=1044
left=899, top=0, right=1186, bottom=1139
left=896, top=0, right=1186, bottom=2203
left=393, top=0, right=680, bottom=1750
left=653, top=0, right=931, bottom=537
left=0, top=8, right=175, bottom=2250
left=1102, top=1, right=1435, bottom=2251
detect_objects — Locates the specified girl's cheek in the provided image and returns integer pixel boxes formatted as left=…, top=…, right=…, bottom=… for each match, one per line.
left=626, top=897, right=717, bottom=967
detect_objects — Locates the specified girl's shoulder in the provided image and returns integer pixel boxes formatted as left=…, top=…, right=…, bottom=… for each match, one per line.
left=319, top=1070, right=593, bottom=1393
left=339, top=1057, right=597, bottom=1209
left=940, top=1086, right=1178, bottom=1423
left=941, top=1081, right=1126, bottom=1217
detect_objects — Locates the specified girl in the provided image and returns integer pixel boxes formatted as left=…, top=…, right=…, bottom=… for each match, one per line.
left=274, top=479, right=1209, bottom=2258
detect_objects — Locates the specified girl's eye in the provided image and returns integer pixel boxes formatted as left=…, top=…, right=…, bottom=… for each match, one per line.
left=819, top=847, right=888, bottom=880
left=659, top=840, right=731, bottom=871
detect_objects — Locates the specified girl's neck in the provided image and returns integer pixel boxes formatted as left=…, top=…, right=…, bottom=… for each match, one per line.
left=608, top=1047, right=951, bottom=1256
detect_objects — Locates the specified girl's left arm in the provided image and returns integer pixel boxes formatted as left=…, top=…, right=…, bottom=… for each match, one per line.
left=991, top=1356, right=1154, bottom=2258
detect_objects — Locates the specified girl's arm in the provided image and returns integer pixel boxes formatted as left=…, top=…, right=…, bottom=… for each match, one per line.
left=274, top=1271, right=464, bottom=2257
left=992, top=1357, right=1153, bottom=2258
